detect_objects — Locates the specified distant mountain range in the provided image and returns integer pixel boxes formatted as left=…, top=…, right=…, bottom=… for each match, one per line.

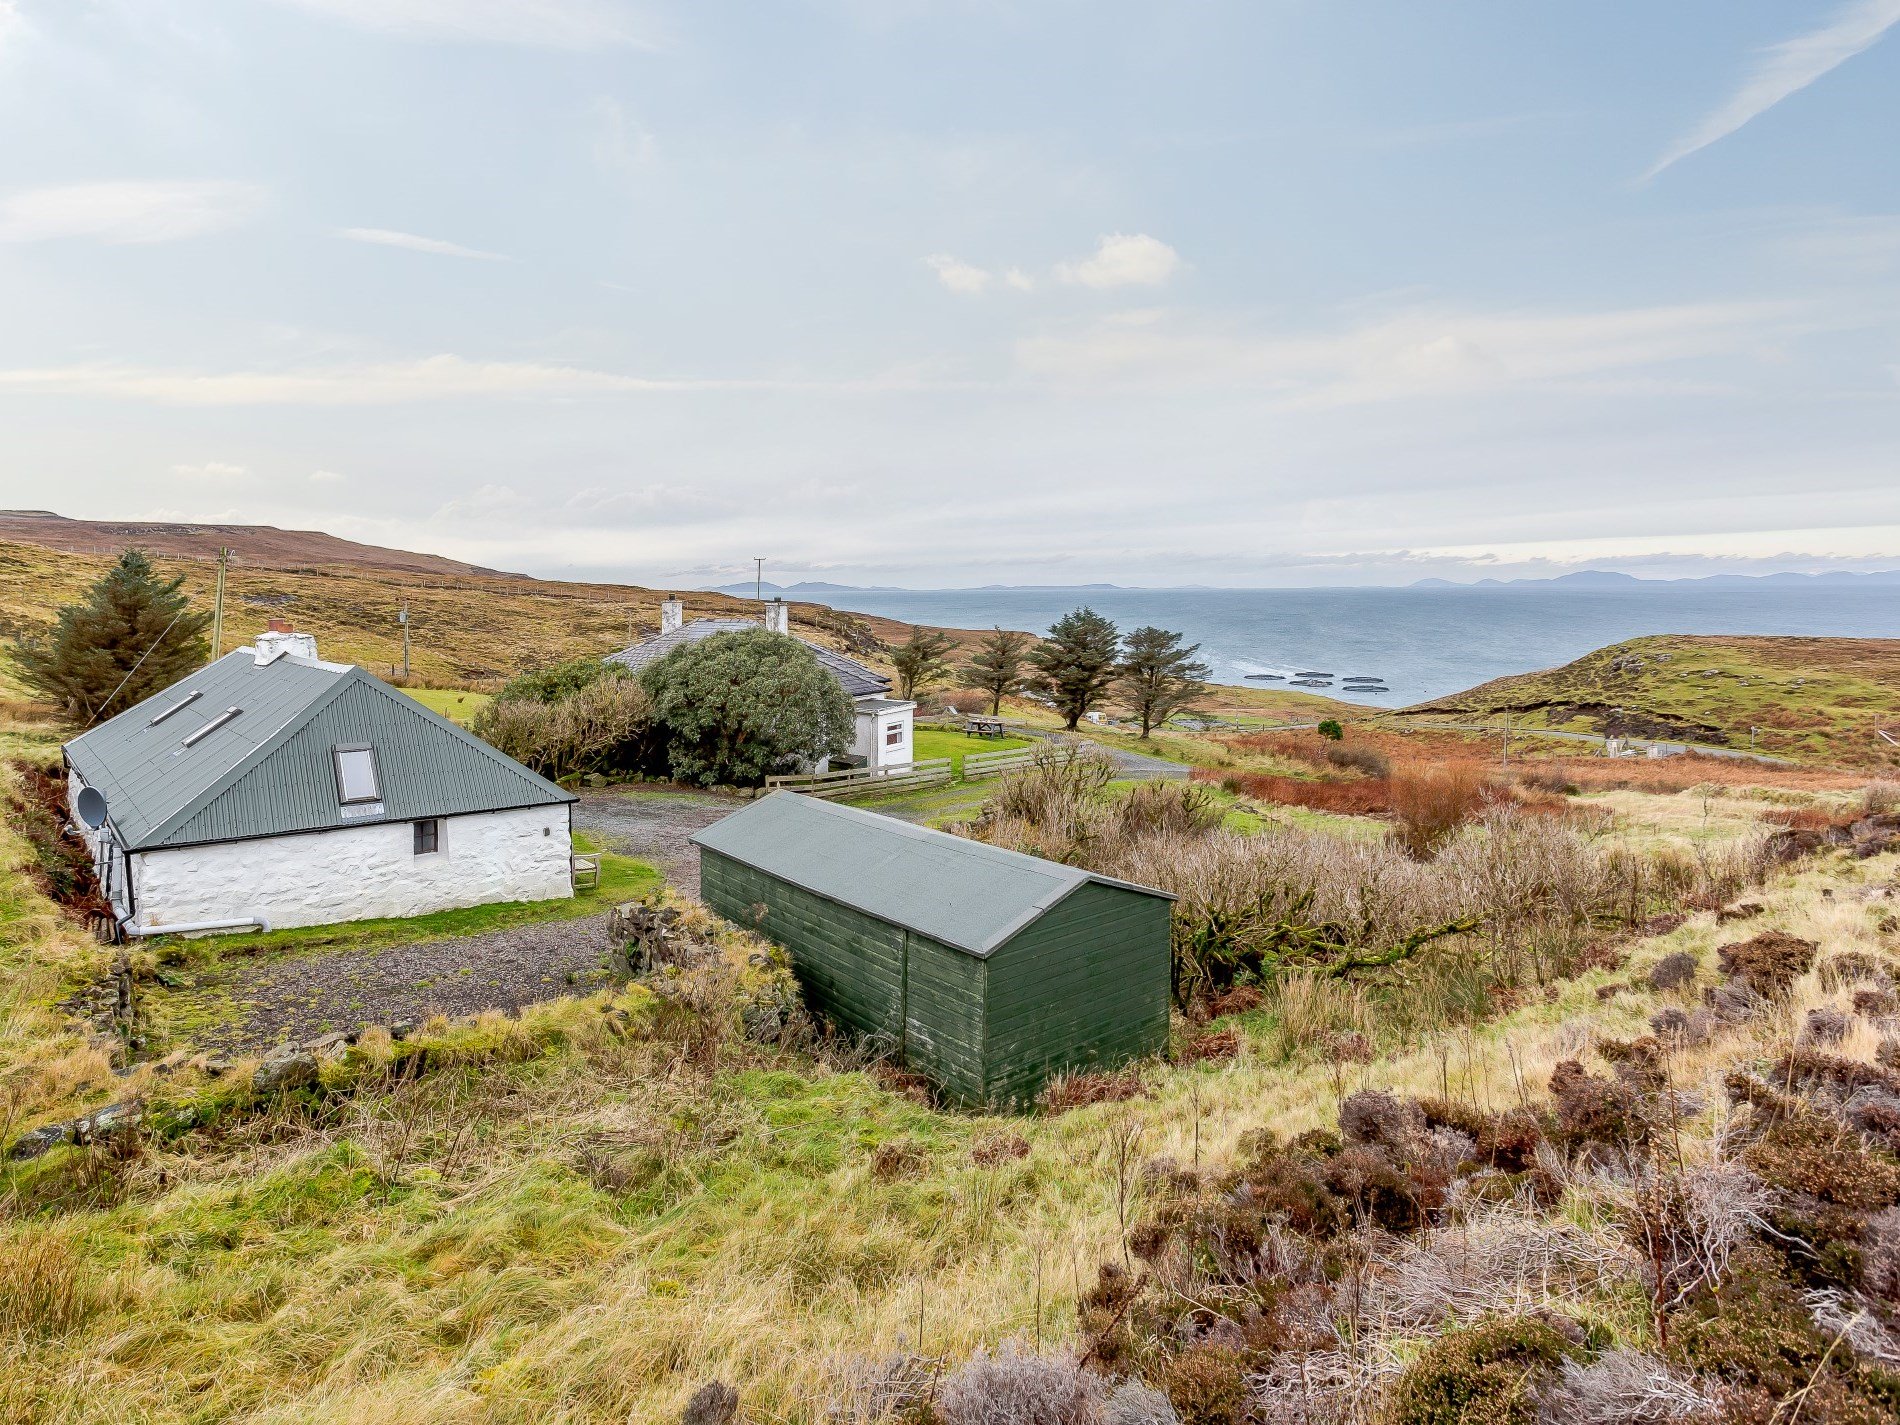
left=1409, top=569, right=1900, bottom=590
left=705, top=580, right=1132, bottom=596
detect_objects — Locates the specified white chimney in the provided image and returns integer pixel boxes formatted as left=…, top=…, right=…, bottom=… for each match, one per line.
left=763, top=597, right=790, bottom=635
left=254, top=618, right=318, bottom=665
left=660, top=595, right=685, bottom=635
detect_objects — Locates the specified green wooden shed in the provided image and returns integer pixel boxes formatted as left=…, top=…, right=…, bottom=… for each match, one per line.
left=691, top=792, right=1175, bottom=1105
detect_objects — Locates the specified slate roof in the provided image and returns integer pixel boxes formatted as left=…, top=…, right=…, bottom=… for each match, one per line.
left=65, top=650, right=572, bottom=851
left=607, top=619, right=891, bottom=699
left=690, top=792, right=1172, bottom=957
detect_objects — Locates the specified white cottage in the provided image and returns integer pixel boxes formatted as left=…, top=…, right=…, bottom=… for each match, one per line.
left=63, top=622, right=576, bottom=937
left=607, top=597, right=916, bottom=770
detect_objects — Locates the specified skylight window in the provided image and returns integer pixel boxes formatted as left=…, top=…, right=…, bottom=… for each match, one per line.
left=332, top=744, right=381, bottom=804
left=149, top=689, right=203, bottom=726
left=180, top=707, right=242, bottom=748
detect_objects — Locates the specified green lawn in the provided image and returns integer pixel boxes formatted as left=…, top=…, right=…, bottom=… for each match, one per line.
left=911, top=725, right=1030, bottom=776
left=154, top=832, right=657, bottom=963
left=400, top=687, right=493, bottom=727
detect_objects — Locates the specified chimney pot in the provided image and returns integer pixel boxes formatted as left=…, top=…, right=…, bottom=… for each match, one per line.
left=267, top=617, right=293, bottom=634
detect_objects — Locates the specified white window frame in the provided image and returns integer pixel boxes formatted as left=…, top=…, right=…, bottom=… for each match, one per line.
left=332, top=744, right=382, bottom=804
left=884, top=722, right=904, bottom=747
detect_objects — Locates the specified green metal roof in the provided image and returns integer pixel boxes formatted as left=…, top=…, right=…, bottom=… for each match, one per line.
left=65, top=650, right=571, bottom=851
left=690, top=792, right=1172, bottom=957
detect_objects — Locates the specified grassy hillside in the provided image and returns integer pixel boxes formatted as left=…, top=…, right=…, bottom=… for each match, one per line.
left=1400, top=633, right=1900, bottom=769
left=0, top=539, right=901, bottom=698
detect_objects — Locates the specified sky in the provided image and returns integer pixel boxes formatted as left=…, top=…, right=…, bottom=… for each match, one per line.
left=1, top=1, right=1898, bottom=589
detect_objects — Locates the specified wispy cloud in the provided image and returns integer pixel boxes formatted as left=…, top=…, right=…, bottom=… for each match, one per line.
left=0, top=355, right=974, bottom=405
left=0, top=181, right=264, bottom=244
left=1055, top=233, right=1181, bottom=288
left=339, top=227, right=511, bottom=261
left=266, top=0, right=656, bottom=50
left=0, top=1, right=23, bottom=50
left=925, top=253, right=991, bottom=294
left=1647, top=0, right=1900, bottom=179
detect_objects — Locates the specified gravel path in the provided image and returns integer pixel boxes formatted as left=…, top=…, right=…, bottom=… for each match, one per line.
left=573, top=786, right=744, bottom=894
left=188, top=917, right=623, bottom=1055
left=1021, top=730, right=1191, bottom=780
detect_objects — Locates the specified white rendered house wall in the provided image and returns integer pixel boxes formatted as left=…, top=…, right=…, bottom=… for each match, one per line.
left=128, top=805, right=572, bottom=932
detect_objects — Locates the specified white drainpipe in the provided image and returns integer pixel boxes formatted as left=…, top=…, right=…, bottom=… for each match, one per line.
left=123, top=916, right=271, bottom=938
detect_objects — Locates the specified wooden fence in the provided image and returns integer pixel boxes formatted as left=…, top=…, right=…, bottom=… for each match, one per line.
left=960, top=746, right=1039, bottom=780
left=764, top=757, right=953, bottom=800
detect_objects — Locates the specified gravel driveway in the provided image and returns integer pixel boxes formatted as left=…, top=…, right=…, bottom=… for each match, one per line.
left=573, top=786, right=743, bottom=894
left=186, top=917, right=623, bottom=1055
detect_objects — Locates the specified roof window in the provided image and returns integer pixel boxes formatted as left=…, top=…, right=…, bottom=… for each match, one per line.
left=180, top=707, right=242, bottom=748
left=332, top=744, right=382, bottom=804
left=149, top=689, right=203, bottom=726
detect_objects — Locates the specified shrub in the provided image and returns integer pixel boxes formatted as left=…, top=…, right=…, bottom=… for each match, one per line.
left=639, top=629, right=854, bottom=786
left=1742, top=1110, right=1900, bottom=1210
left=933, top=1344, right=1105, bottom=1425
left=494, top=655, right=624, bottom=705
left=473, top=676, right=650, bottom=781
left=1115, top=780, right=1223, bottom=840
left=1864, top=781, right=1900, bottom=816
left=1316, top=719, right=1343, bottom=741
left=1717, top=932, right=1818, bottom=998
left=1324, top=742, right=1391, bottom=777
left=1157, top=1345, right=1248, bottom=1425
left=1389, top=766, right=1493, bottom=859
left=1647, top=952, right=1699, bottom=993
left=1382, top=1315, right=1575, bottom=1425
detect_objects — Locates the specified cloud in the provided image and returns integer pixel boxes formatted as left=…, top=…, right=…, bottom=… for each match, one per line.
left=266, top=0, right=656, bottom=50
left=591, top=97, right=658, bottom=173
left=1015, top=298, right=1806, bottom=404
left=925, top=253, right=992, bottom=294
left=0, top=181, right=264, bottom=244
left=0, top=2, right=22, bottom=49
left=1647, top=0, right=1900, bottom=179
left=0, top=354, right=971, bottom=405
left=1055, top=233, right=1182, bottom=288
left=169, top=462, right=249, bottom=480
left=1003, top=267, right=1035, bottom=292
left=309, top=469, right=345, bottom=483
left=339, top=227, right=511, bottom=261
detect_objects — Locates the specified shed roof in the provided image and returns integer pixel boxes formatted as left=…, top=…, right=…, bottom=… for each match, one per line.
left=607, top=619, right=891, bottom=699
left=690, top=792, right=1173, bottom=957
left=65, top=650, right=572, bottom=850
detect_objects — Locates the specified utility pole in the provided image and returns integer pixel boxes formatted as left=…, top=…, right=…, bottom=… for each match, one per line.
left=1501, top=711, right=1511, bottom=768
left=753, top=556, right=765, bottom=606
left=209, top=546, right=229, bottom=665
left=398, top=602, right=410, bottom=682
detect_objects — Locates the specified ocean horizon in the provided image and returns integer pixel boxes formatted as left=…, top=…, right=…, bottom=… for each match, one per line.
left=802, top=584, right=1900, bottom=707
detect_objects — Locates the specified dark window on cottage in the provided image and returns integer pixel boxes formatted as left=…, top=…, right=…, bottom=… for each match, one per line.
left=413, top=818, right=440, bottom=855
left=332, top=744, right=381, bottom=803
left=884, top=722, right=903, bottom=747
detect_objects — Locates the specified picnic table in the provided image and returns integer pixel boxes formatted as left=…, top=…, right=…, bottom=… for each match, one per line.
left=963, top=716, right=1008, bottom=738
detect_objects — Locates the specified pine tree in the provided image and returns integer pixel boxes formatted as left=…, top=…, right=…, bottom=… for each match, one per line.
left=14, top=548, right=211, bottom=723
left=1027, top=607, right=1121, bottom=730
left=1117, top=625, right=1210, bottom=738
left=890, top=626, right=957, bottom=701
left=964, top=626, right=1033, bottom=715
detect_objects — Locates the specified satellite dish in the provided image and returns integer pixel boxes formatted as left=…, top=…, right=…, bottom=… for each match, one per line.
left=76, top=786, right=108, bottom=830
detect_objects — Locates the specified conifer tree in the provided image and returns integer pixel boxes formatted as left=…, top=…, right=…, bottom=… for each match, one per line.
left=890, top=626, right=957, bottom=701
left=964, top=626, right=1034, bottom=715
left=1027, top=607, right=1121, bottom=730
left=1117, top=625, right=1210, bottom=738
left=14, top=548, right=211, bottom=722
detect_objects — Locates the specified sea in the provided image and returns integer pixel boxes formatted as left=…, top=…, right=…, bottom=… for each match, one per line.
left=803, top=585, right=1900, bottom=708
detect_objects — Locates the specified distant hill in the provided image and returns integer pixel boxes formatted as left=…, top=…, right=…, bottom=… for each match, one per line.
left=1412, top=568, right=1900, bottom=590
left=0, top=511, right=525, bottom=579
left=1402, top=633, right=1900, bottom=769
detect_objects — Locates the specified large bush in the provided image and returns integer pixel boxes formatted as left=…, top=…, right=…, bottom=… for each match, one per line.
left=473, top=676, right=650, bottom=781
left=493, top=656, right=624, bottom=705
left=638, top=629, right=853, bottom=787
